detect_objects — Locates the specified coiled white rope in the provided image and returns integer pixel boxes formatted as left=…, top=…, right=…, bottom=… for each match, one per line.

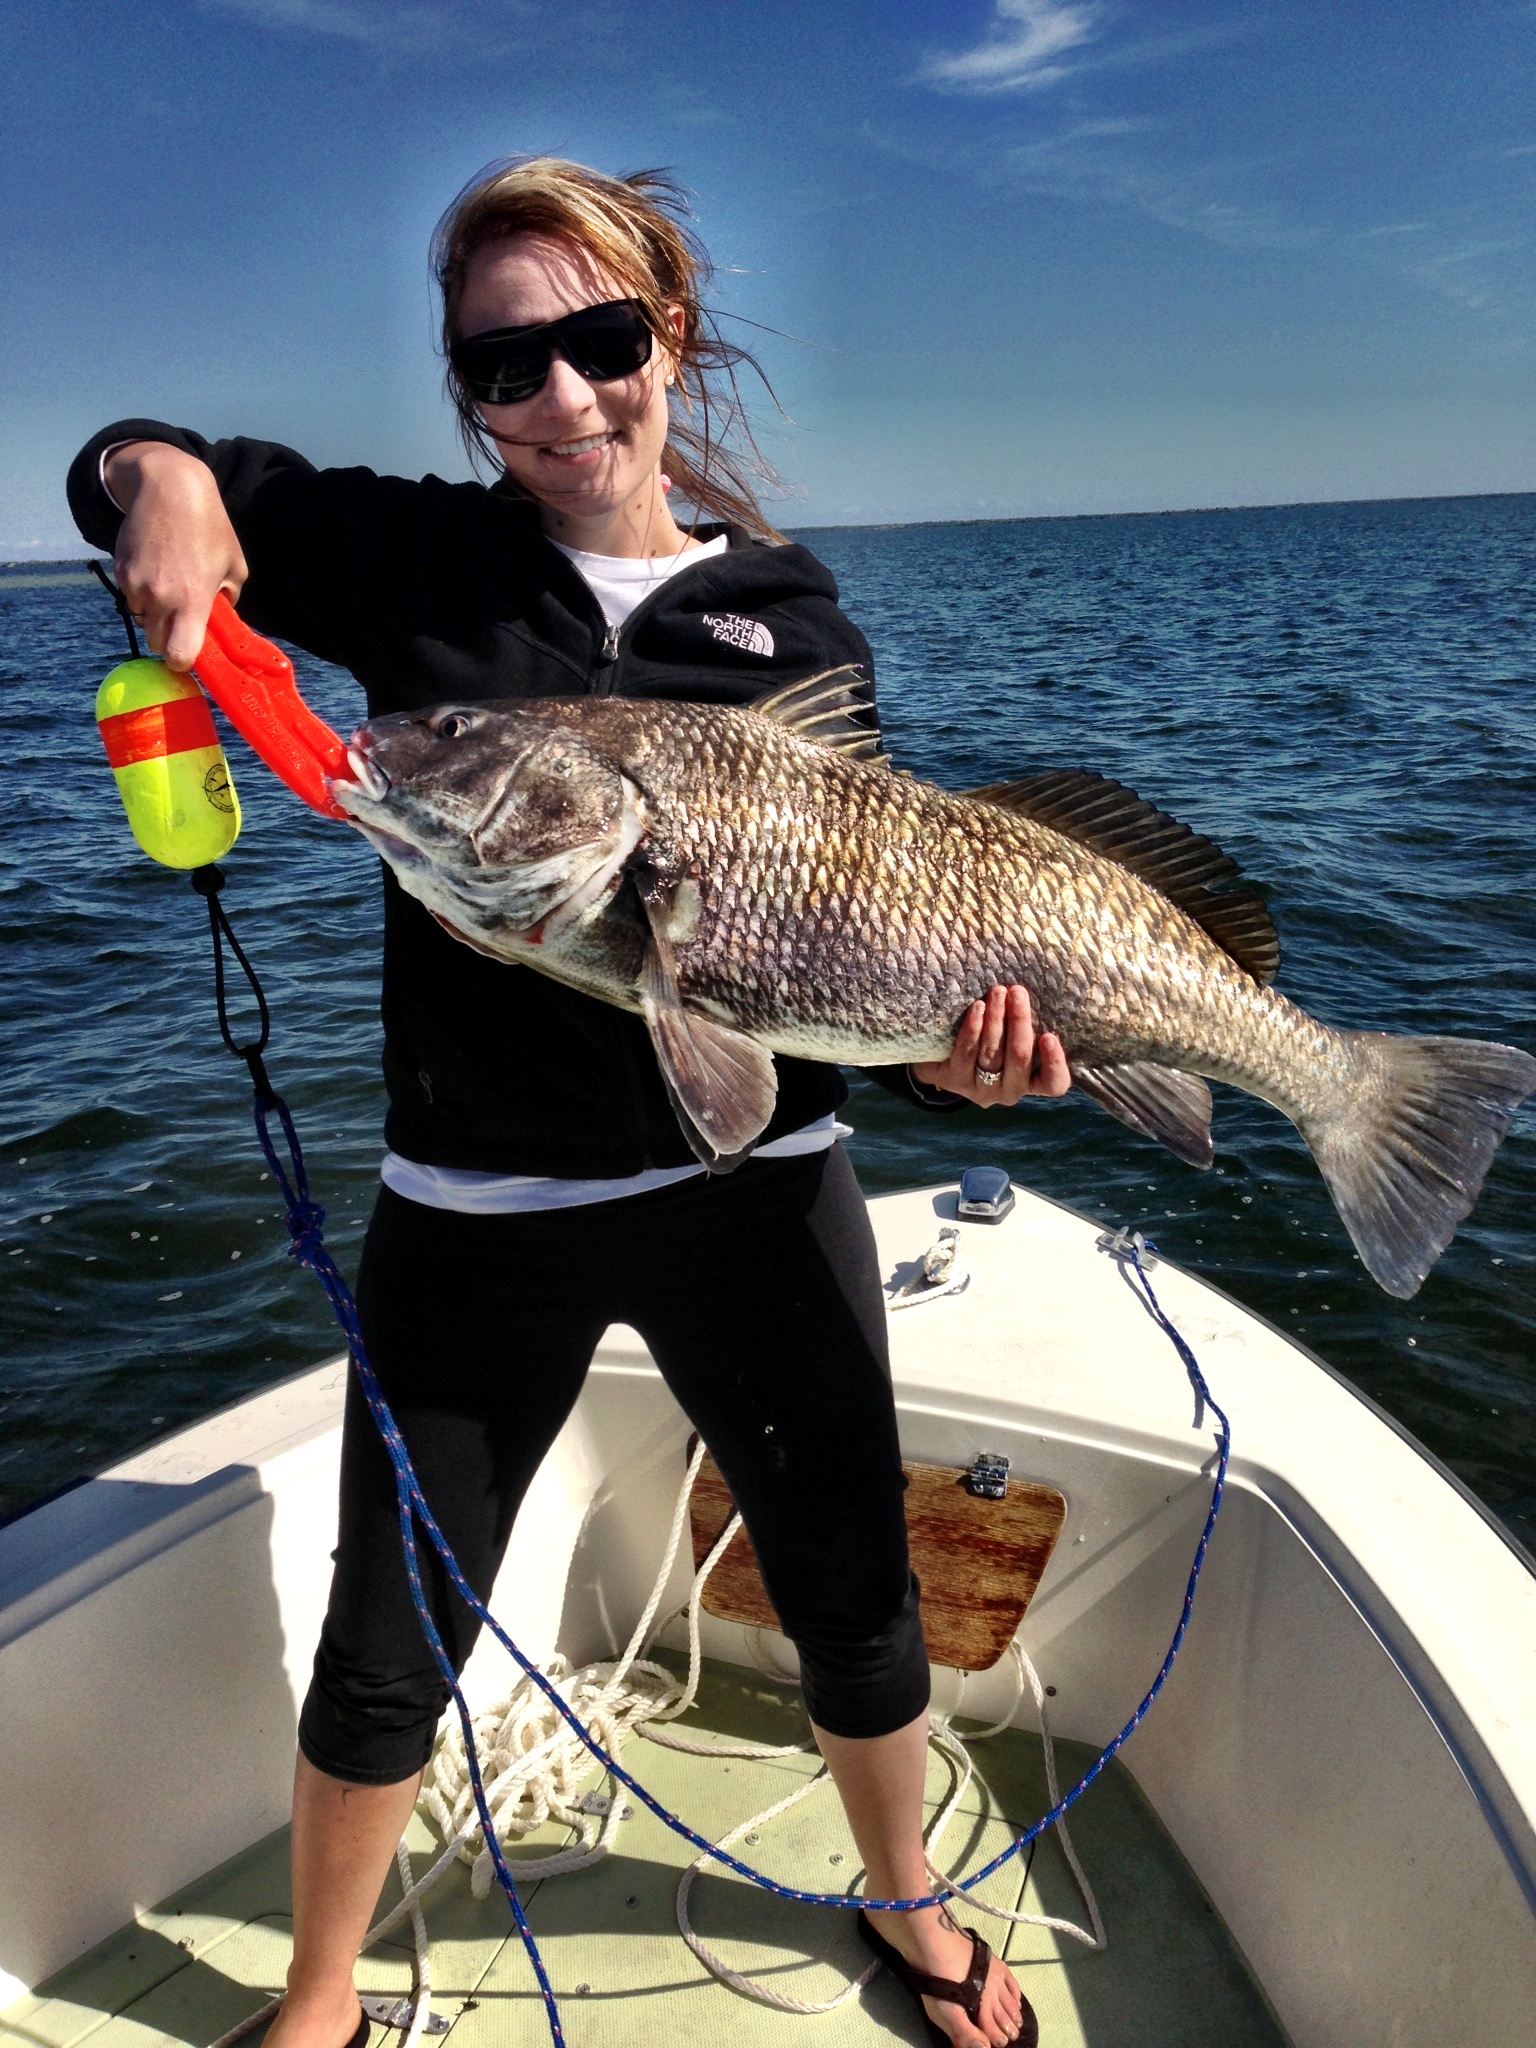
left=887, top=1226, right=970, bottom=1310
left=673, top=1767, right=867, bottom=2011
left=411, top=1440, right=719, bottom=1897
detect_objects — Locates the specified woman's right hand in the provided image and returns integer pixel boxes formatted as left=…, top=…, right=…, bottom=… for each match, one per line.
left=105, top=442, right=248, bottom=671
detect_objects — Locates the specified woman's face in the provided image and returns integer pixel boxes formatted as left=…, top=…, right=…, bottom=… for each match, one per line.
left=456, top=232, right=677, bottom=533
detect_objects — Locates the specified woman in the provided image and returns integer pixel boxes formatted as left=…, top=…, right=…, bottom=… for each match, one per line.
left=68, top=157, right=1069, bottom=2048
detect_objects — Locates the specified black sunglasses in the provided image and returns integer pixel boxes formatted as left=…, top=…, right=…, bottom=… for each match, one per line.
left=449, top=299, right=655, bottom=406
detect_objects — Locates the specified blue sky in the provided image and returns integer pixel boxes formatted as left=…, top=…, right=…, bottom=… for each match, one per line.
left=3, top=0, right=1533, bottom=553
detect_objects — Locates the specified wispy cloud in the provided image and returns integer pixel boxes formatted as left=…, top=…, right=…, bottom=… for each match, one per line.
left=1004, top=131, right=1529, bottom=312
left=904, top=16, right=1530, bottom=324
left=1403, top=237, right=1530, bottom=314
left=199, top=0, right=542, bottom=55
left=864, top=105, right=1309, bottom=253
left=924, top=0, right=1102, bottom=95
left=993, top=123, right=1311, bottom=251
left=203, top=0, right=437, bottom=46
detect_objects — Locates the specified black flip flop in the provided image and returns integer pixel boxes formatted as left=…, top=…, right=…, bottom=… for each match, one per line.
left=858, top=1910, right=1038, bottom=2048
left=253, top=2006, right=369, bottom=2048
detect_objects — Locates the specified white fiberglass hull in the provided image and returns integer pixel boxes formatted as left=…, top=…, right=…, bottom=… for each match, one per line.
left=1, top=1182, right=1533, bottom=2045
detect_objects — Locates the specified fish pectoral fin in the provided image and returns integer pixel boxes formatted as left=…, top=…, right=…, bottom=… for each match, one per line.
left=1074, top=1061, right=1214, bottom=1168
left=637, top=938, right=778, bottom=1173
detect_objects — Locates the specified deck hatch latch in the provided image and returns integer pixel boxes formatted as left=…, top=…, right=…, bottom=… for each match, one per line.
left=964, top=1451, right=1010, bottom=1500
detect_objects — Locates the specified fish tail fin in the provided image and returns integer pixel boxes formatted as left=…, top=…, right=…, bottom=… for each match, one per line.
left=1300, top=1032, right=1536, bottom=1298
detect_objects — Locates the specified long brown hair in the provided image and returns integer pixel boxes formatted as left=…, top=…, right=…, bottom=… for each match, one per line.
left=431, top=156, right=784, bottom=541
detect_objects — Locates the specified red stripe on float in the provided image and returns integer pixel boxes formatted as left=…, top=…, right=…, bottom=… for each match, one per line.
left=99, top=695, right=220, bottom=768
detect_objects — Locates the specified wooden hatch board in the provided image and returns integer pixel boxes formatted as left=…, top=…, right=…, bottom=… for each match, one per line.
left=688, top=1453, right=1067, bottom=1674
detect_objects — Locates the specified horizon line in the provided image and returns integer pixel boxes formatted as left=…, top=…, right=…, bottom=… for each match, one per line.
left=783, top=484, right=1536, bottom=537
left=6, top=483, right=1532, bottom=570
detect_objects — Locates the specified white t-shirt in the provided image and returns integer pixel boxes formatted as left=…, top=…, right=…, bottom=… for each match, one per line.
left=383, top=532, right=844, bottom=1214
left=550, top=532, right=728, bottom=631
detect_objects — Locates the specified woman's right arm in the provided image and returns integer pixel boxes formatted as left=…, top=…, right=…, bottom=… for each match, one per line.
left=67, top=418, right=405, bottom=675
left=104, top=441, right=249, bottom=670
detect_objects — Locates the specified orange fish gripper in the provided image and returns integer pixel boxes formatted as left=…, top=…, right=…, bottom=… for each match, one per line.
left=189, top=592, right=349, bottom=820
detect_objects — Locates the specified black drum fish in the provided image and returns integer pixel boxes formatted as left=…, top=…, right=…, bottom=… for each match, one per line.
left=335, top=674, right=1535, bottom=1299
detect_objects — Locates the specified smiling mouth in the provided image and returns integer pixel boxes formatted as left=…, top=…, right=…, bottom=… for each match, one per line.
left=545, top=431, right=618, bottom=457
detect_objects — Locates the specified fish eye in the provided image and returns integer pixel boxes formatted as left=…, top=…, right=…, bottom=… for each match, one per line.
left=551, top=755, right=576, bottom=778
left=435, top=712, right=475, bottom=740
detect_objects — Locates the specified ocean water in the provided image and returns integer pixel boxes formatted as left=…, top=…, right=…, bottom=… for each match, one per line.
left=2, top=495, right=1533, bottom=1546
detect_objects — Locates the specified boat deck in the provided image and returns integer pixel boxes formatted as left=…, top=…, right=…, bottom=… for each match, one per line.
left=3, top=1656, right=1284, bottom=2048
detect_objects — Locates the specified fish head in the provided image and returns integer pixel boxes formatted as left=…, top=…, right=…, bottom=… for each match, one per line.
left=334, top=704, right=645, bottom=956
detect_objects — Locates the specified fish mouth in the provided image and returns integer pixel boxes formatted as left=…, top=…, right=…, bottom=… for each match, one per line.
left=332, top=768, right=439, bottom=876
left=346, top=744, right=390, bottom=800
left=346, top=815, right=434, bottom=875
left=331, top=742, right=394, bottom=830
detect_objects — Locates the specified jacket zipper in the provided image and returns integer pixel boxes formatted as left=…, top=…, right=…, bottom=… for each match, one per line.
left=589, top=581, right=657, bottom=696
left=546, top=535, right=731, bottom=697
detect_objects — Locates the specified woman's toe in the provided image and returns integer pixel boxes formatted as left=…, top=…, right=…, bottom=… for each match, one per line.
left=987, top=1958, right=1030, bottom=2043
left=921, top=1998, right=986, bottom=2048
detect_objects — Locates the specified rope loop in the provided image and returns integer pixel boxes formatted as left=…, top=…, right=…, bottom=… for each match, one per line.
left=89, top=560, right=142, bottom=660
left=192, top=866, right=274, bottom=1083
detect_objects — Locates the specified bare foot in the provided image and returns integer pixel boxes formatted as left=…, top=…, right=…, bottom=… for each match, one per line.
left=865, top=1903, right=1031, bottom=2048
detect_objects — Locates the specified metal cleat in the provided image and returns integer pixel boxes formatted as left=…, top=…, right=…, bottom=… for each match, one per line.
left=1097, top=1224, right=1158, bottom=1271
left=359, top=1998, right=450, bottom=2034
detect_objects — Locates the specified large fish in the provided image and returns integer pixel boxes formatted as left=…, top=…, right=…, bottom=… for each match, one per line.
left=335, top=675, right=1535, bottom=1298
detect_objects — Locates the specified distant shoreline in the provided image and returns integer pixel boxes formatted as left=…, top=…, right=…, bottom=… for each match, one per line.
left=785, top=486, right=1536, bottom=538
left=0, top=565, right=106, bottom=585
left=6, top=484, right=1533, bottom=574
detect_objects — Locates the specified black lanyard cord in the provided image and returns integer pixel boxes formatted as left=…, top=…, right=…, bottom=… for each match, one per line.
left=88, top=561, right=142, bottom=661
left=190, top=864, right=275, bottom=1105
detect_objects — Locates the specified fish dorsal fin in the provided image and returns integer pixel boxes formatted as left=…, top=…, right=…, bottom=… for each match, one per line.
left=751, top=668, right=889, bottom=762
left=969, top=769, right=1280, bottom=985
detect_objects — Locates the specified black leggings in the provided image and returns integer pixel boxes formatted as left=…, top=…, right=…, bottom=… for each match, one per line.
left=298, top=1145, right=930, bottom=1784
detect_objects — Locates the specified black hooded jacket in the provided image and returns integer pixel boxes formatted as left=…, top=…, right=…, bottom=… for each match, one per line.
left=69, top=421, right=950, bottom=1175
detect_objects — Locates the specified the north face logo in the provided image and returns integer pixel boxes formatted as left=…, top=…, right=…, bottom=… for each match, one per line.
left=703, top=613, right=775, bottom=658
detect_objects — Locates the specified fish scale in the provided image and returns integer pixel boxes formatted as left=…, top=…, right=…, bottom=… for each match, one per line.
left=644, top=707, right=1260, bottom=1074
left=337, top=687, right=1536, bottom=1298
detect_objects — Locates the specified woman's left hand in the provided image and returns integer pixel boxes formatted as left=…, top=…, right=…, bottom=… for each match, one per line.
left=910, top=983, right=1071, bottom=1108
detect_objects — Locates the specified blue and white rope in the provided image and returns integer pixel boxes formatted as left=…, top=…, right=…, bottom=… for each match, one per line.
left=253, top=1091, right=1229, bottom=2048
